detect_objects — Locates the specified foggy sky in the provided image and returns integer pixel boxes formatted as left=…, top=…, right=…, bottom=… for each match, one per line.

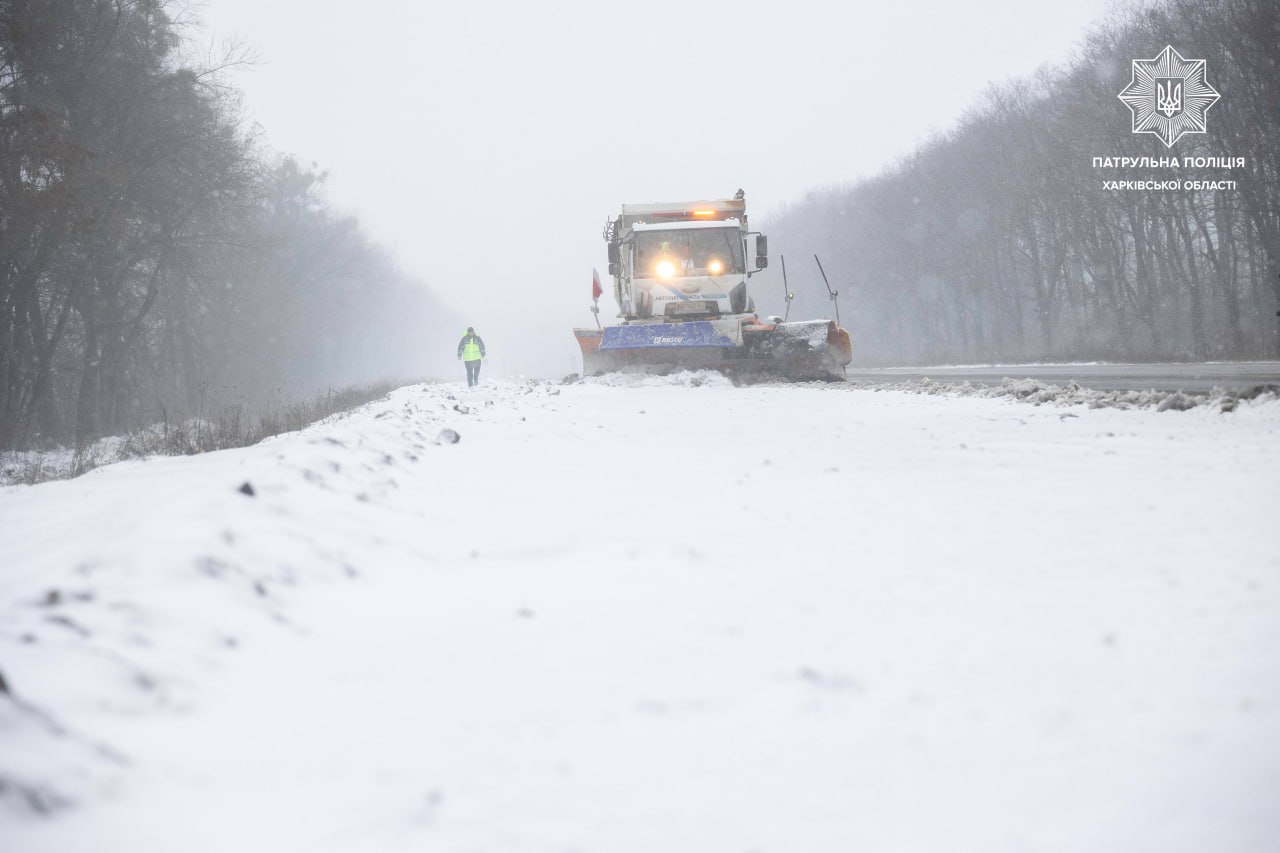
left=198, top=0, right=1113, bottom=378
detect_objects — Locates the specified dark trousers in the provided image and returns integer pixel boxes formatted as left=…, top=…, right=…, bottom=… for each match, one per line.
left=464, top=359, right=481, bottom=387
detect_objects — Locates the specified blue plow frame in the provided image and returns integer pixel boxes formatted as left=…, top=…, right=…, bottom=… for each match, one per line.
left=599, top=322, right=736, bottom=351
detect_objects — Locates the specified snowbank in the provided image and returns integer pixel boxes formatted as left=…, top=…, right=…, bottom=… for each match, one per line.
left=3, top=378, right=1278, bottom=852
left=847, top=376, right=1280, bottom=412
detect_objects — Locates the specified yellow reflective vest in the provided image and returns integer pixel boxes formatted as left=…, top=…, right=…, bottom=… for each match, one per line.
left=458, top=334, right=485, bottom=362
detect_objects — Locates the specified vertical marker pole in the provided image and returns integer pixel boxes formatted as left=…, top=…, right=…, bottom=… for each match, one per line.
left=814, top=254, right=841, bottom=328
left=780, top=254, right=794, bottom=323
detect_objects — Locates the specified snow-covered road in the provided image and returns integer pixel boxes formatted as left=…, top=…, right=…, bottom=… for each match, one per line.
left=3, top=375, right=1279, bottom=852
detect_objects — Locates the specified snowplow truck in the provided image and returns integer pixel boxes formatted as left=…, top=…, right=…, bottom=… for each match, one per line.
left=574, top=195, right=852, bottom=380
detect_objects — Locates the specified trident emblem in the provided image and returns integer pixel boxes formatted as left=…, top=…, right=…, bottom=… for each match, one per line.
left=1119, top=46, right=1219, bottom=147
left=1156, top=80, right=1182, bottom=117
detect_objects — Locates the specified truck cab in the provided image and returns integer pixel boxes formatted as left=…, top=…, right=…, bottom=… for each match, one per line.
left=605, top=198, right=767, bottom=323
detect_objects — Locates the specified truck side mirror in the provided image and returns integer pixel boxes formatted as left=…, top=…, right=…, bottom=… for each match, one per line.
left=755, top=235, right=768, bottom=270
left=608, top=262, right=619, bottom=276
left=607, top=243, right=620, bottom=264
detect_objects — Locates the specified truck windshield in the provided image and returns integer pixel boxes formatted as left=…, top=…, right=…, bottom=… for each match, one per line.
left=632, top=227, right=745, bottom=278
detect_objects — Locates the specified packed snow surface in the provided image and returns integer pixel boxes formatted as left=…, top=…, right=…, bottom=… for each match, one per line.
left=2, top=375, right=1279, bottom=852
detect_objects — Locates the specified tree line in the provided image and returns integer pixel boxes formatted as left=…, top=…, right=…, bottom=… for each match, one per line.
left=1, top=0, right=454, bottom=450
left=762, top=0, right=1279, bottom=366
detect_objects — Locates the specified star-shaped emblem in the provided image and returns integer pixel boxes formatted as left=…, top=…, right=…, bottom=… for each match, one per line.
left=1118, top=45, right=1220, bottom=147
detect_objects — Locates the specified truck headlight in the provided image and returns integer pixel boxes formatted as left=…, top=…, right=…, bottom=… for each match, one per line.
left=707, top=259, right=723, bottom=274
left=656, top=260, right=675, bottom=279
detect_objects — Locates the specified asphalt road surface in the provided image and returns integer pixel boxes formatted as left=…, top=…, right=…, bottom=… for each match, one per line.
left=844, top=362, right=1280, bottom=392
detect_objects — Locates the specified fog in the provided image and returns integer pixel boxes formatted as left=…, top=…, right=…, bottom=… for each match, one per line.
left=200, top=0, right=1112, bottom=378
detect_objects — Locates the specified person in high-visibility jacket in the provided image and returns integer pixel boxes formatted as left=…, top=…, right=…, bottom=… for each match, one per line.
left=456, top=327, right=486, bottom=387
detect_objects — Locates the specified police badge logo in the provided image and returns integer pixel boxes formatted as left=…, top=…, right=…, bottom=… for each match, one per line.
left=1118, top=46, right=1220, bottom=147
